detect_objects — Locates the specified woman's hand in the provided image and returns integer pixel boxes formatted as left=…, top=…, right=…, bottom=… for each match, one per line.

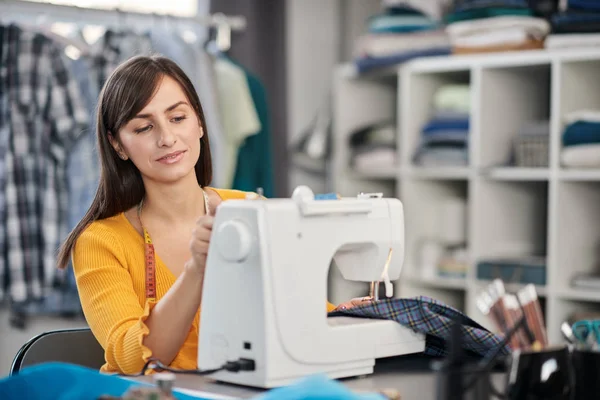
left=187, top=215, right=214, bottom=276
left=334, top=296, right=374, bottom=311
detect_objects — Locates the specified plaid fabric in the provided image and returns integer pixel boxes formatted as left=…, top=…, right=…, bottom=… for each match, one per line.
left=87, top=29, right=153, bottom=98
left=1, top=24, right=88, bottom=304
left=330, top=296, right=510, bottom=358
left=0, top=26, right=7, bottom=300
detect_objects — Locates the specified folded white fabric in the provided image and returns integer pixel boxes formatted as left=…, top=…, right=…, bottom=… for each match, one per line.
left=564, top=109, right=600, bottom=125
left=561, top=144, right=600, bottom=168
left=452, top=27, right=532, bottom=48
left=354, top=148, right=397, bottom=170
left=354, top=30, right=450, bottom=57
left=446, top=16, right=550, bottom=42
left=546, top=33, right=600, bottom=49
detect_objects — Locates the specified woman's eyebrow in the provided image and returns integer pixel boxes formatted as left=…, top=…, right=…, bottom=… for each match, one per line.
left=133, top=101, right=189, bottom=119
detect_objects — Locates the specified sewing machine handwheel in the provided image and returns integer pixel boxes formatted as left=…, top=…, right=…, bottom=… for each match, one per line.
left=215, top=220, right=252, bottom=262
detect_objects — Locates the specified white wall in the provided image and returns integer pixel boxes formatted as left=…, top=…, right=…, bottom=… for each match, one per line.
left=285, top=0, right=381, bottom=194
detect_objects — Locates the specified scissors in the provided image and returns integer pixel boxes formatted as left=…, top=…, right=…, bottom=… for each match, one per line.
left=571, top=320, right=600, bottom=349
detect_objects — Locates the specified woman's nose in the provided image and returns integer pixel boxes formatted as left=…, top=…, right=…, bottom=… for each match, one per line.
left=157, top=126, right=177, bottom=147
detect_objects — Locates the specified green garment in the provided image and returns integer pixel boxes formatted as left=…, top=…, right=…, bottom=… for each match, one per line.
left=231, top=67, right=275, bottom=198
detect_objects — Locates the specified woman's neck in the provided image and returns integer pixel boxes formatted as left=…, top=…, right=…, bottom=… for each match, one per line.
left=140, top=174, right=206, bottom=224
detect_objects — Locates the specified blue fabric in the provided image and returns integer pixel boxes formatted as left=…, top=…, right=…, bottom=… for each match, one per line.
left=0, top=363, right=206, bottom=400
left=354, top=47, right=451, bottom=74
left=563, top=121, right=600, bottom=147
left=0, top=363, right=387, bottom=400
left=253, top=375, right=385, bottom=400
left=454, top=0, right=529, bottom=12
left=422, top=118, right=470, bottom=134
left=446, top=7, right=533, bottom=23
left=568, top=0, right=600, bottom=11
left=551, top=10, right=600, bottom=33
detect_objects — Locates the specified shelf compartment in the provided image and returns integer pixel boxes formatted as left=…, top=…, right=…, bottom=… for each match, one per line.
left=349, top=166, right=397, bottom=180
left=559, top=169, right=600, bottom=182
left=402, top=178, right=470, bottom=280
left=479, top=64, right=551, bottom=169
left=481, top=167, right=550, bottom=181
left=401, top=166, right=470, bottom=180
left=555, top=181, right=600, bottom=294
left=400, top=69, right=471, bottom=170
left=333, top=66, right=398, bottom=196
left=550, top=299, right=600, bottom=344
left=472, top=180, right=548, bottom=286
left=405, top=275, right=468, bottom=290
left=397, top=281, right=466, bottom=314
left=557, top=59, right=600, bottom=172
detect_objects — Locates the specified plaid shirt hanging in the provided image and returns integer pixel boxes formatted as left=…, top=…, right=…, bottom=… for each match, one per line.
left=330, top=296, right=510, bottom=358
left=1, top=24, right=88, bottom=305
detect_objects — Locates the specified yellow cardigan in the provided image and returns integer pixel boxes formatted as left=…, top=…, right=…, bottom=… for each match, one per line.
left=72, top=188, right=337, bottom=374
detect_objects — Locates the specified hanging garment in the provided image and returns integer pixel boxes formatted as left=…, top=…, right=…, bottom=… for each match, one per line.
left=0, top=25, right=8, bottom=300
left=214, top=58, right=261, bottom=189
left=87, top=29, right=154, bottom=98
left=1, top=24, right=88, bottom=304
left=330, top=296, right=510, bottom=358
left=231, top=66, right=275, bottom=197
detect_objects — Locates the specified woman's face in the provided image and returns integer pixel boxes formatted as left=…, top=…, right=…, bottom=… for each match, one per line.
left=110, top=75, right=202, bottom=184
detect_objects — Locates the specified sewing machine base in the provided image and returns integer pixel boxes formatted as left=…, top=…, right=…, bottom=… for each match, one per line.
left=209, top=339, right=425, bottom=389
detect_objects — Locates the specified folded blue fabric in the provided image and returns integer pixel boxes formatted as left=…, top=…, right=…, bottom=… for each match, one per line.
left=551, top=11, right=600, bottom=33
left=563, top=121, right=600, bottom=146
left=568, top=0, right=600, bottom=12
left=422, top=118, right=470, bottom=134
left=454, top=0, right=529, bottom=12
left=354, top=47, right=451, bottom=74
left=251, top=375, right=385, bottom=400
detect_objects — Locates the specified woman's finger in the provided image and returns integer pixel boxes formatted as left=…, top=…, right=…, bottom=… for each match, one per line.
left=192, top=226, right=212, bottom=242
left=197, top=216, right=214, bottom=230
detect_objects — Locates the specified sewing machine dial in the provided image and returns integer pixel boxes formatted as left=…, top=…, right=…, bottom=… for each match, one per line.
left=215, top=219, right=253, bottom=262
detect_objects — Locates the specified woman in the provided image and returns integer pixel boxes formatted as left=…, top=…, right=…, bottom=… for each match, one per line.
left=57, top=55, right=368, bottom=375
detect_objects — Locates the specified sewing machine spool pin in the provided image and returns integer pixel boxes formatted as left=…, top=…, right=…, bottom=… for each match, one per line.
left=370, top=281, right=380, bottom=302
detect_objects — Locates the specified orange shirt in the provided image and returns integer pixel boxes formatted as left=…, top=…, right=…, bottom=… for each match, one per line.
left=72, top=188, right=336, bottom=374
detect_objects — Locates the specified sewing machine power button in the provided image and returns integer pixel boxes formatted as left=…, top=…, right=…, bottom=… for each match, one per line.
left=216, top=220, right=253, bottom=262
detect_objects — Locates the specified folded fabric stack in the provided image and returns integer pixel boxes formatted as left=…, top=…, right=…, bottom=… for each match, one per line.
left=445, top=0, right=551, bottom=54
left=546, top=0, right=600, bottom=49
left=349, top=123, right=397, bottom=171
left=413, top=84, right=470, bottom=167
left=511, top=120, right=550, bottom=167
left=561, top=110, right=600, bottom=168
left=353, top=3, right=451, bottom=74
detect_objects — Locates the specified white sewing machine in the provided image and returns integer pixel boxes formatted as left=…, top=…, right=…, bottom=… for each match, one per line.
left=197, top=186, right=425, bottom=388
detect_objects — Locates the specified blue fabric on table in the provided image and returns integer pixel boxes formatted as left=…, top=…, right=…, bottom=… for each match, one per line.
left=252, top=375, right=386, bottom=400
left=0, top=363, right=201, bottom=400
left=0, top=362, right=390, bottom=400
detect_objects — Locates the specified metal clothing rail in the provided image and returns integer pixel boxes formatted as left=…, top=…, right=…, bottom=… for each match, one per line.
left=0, top=0, right=247, bottom=32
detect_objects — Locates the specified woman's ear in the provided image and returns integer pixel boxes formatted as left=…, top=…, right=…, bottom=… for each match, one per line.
left=108, top=132, right=129, bottom=160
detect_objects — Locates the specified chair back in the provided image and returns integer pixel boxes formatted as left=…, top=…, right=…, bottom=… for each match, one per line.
left=10, top=328, right=105, bottom=375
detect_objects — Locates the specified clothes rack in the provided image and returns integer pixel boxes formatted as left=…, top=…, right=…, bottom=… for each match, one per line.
left=0, top=0, right=246, bottom=51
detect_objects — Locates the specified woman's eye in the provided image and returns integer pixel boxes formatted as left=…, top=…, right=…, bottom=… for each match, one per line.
left=172, top=116, right=186, bottom=123
left=135, top=125, right=152, bottom=134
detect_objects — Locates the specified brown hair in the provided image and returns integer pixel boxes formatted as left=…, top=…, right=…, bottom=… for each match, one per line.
left=57, top=55, right=212, bottom=269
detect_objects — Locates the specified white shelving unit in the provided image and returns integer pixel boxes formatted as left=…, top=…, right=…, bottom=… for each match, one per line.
left=330, top=49, right=600, bottom=345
